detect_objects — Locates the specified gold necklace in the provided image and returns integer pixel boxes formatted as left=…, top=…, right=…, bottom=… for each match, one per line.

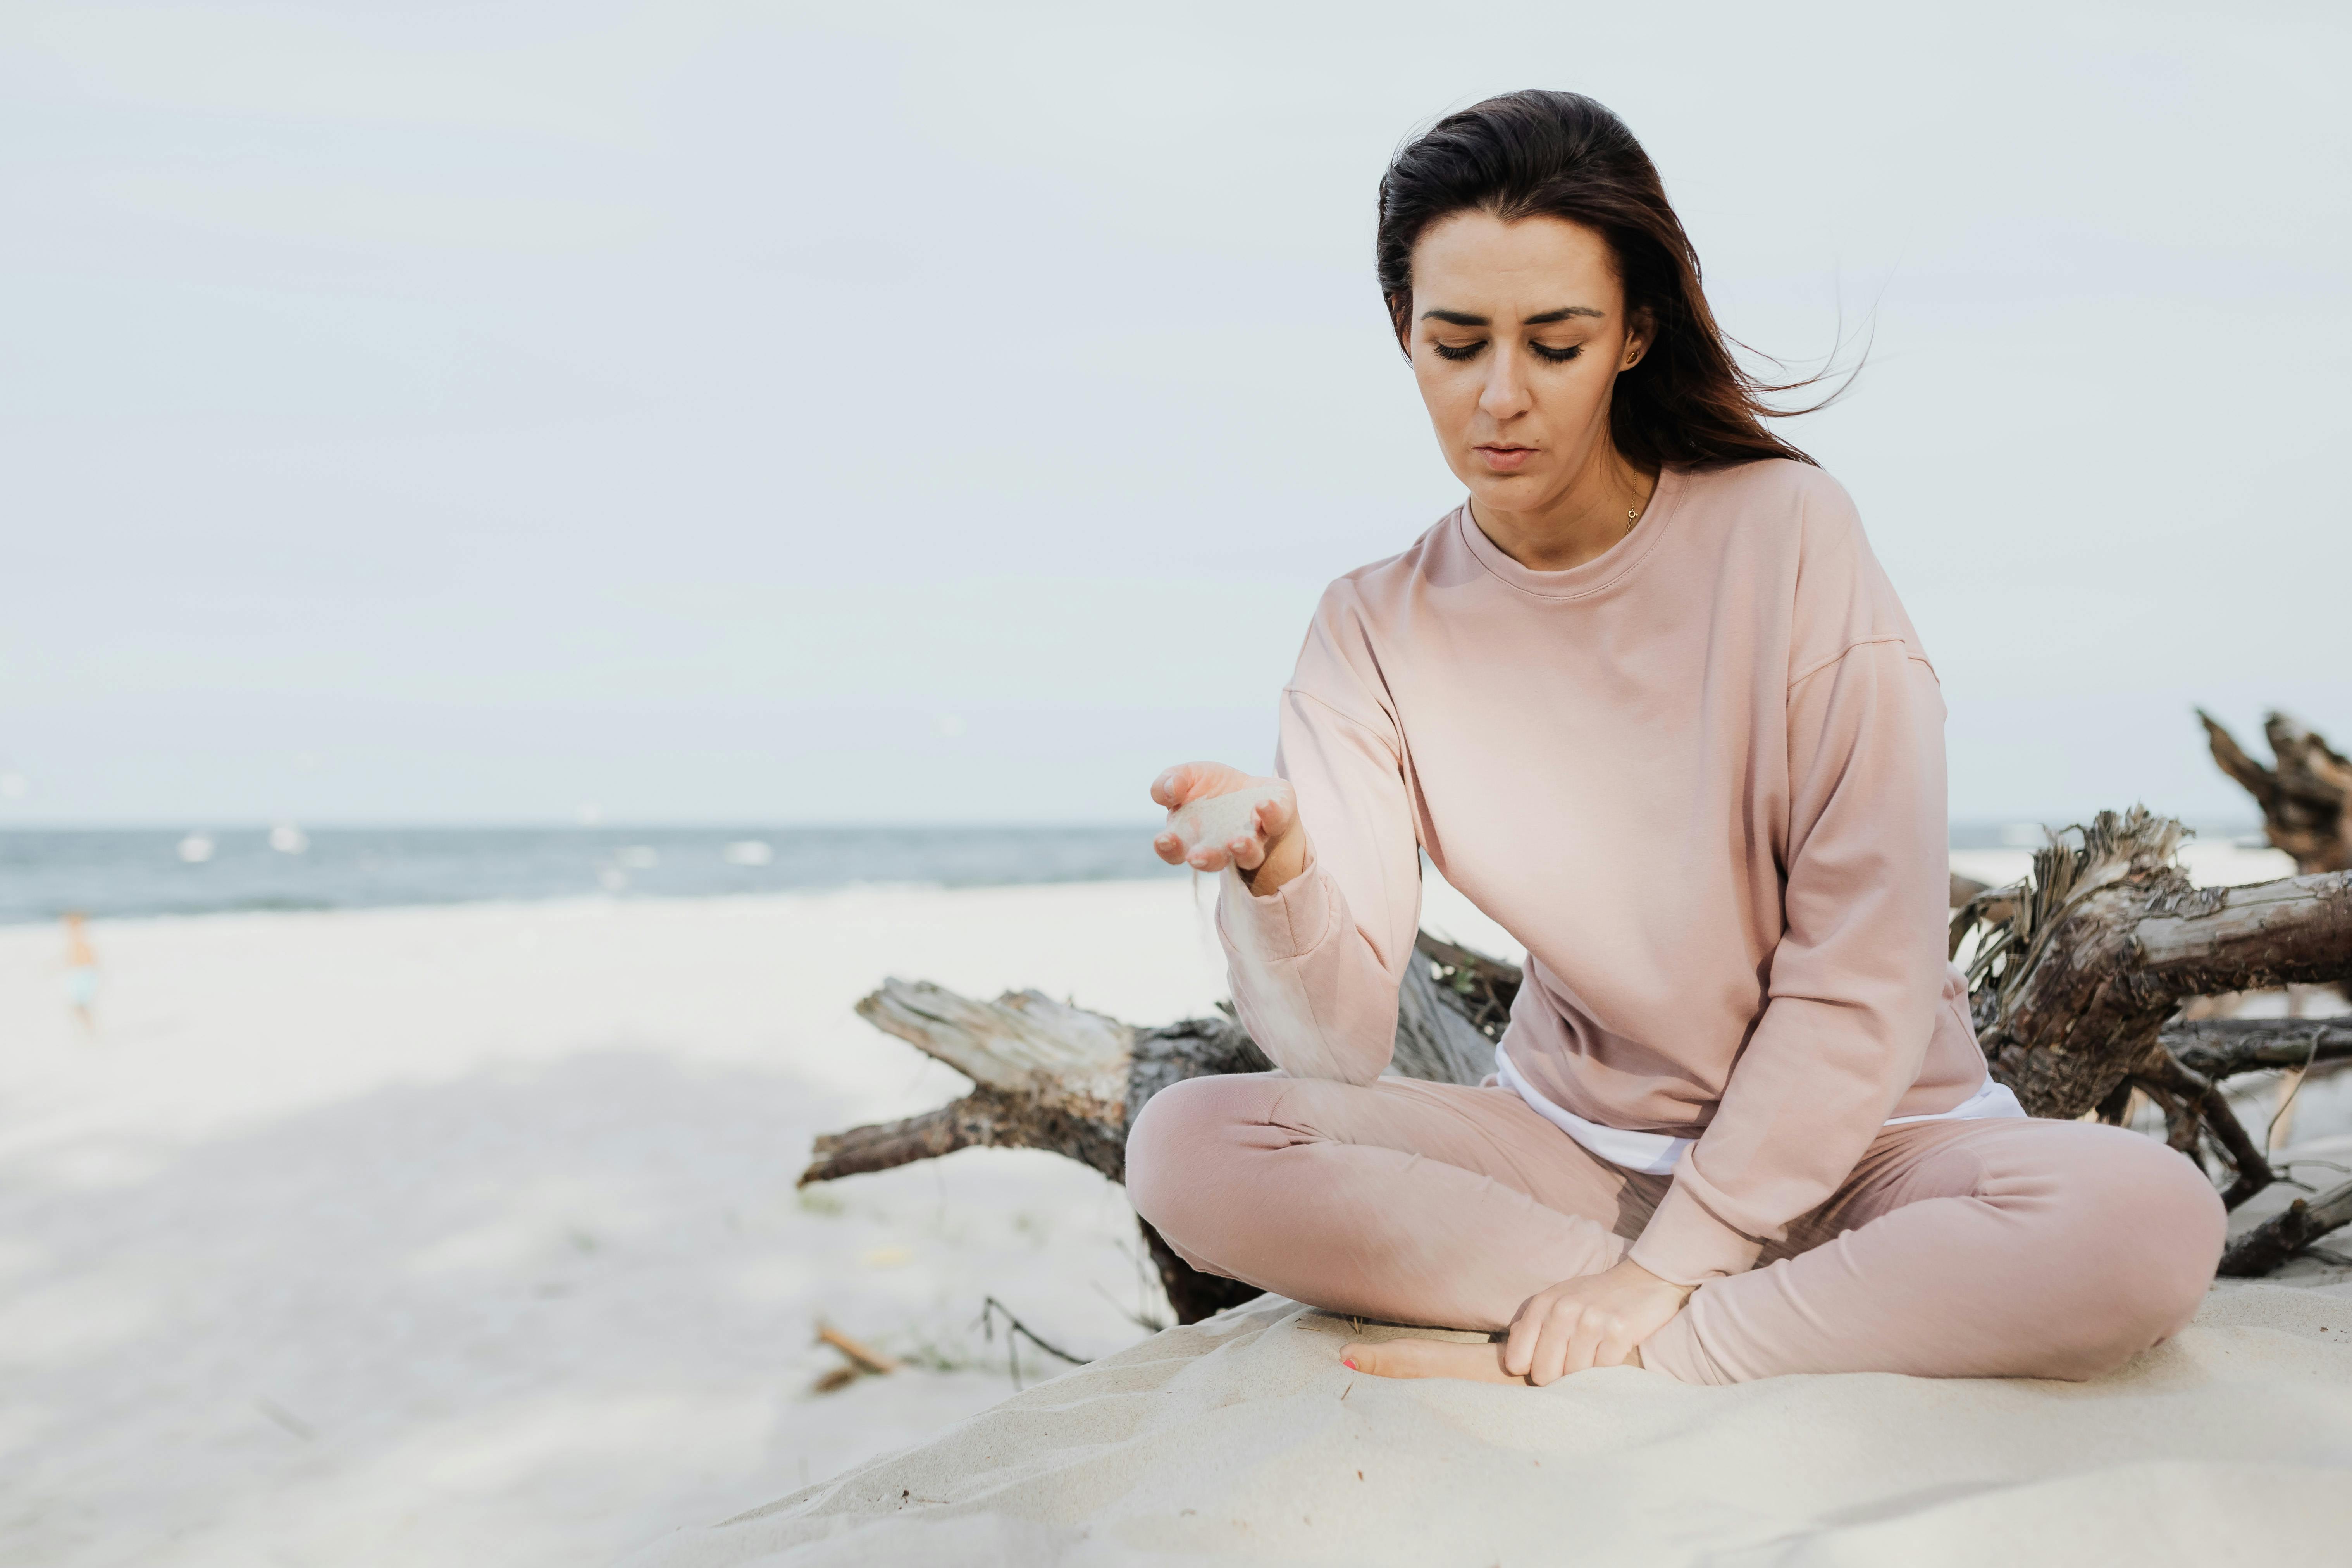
left=1625, top=506, right=1642, bottom=534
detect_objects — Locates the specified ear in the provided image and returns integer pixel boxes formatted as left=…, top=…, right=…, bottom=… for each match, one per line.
left=1386, top=293, right=1414, bottom=360
left=1619, top=306, right=1655, bottom=372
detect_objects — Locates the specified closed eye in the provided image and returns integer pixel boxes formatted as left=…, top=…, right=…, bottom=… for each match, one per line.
left=1429, top=339, right=1584, bottom=364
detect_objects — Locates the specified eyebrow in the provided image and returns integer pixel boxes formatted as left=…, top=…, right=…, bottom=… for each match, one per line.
left=1419, top=305, right=1604, bottom=326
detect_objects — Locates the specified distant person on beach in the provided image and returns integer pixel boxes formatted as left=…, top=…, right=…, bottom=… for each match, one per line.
left=61, top=911, right=99, bottom=1035
left=1129, top=91, right=2222, bottom=1388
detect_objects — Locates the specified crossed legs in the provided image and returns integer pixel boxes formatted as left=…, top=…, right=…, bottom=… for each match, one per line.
left=1125, top=1072, right=2225, bottom=1384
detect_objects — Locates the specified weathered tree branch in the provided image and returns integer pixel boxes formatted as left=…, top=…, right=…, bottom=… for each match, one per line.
left=854, top=981, right=1132, bottom=1116
left=2162, top=1018, right=2352, bottom=1081
left=2200, top=709, right=2352, bottom=875
left=2133, top=1049, right=2274, bottom=1210
left=2218, top=1177, right=2352, bottom=1277
left=1956, top=808, right=2352, bottom=1121
left=802, top=1095, right=1003, bottom=1184
left=2130, top=872, right=2352, bottom=998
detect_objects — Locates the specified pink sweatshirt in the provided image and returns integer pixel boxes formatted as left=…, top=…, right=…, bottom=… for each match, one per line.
left=1217, top=459, right=1991, bottom=1287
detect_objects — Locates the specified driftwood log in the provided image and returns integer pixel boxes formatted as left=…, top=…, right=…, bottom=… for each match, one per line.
left=2220, top=1177, right=2352, bottom=1277
left=804, top=808, right=2352, bottom=1318
left=1951, top=807, right=2352, bottom=1204
left=801, top=938, right=1507, bottom=1322
left=2166, top=1017, right=2352, bottom=1079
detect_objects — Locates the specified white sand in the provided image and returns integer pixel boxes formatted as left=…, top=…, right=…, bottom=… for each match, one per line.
left=631, top=1284, right=2352, bottom=1567
left=0, top=880, right=1233, bottom=1567
left=5, top=847, right=2345, bottom=1565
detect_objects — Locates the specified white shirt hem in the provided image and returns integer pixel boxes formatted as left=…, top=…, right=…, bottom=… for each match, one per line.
left=1492, top=1043, right=2027, bottom=1178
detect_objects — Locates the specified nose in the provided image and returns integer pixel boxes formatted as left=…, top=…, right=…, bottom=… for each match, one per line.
left=1477, top=344, right=1531, bottom=422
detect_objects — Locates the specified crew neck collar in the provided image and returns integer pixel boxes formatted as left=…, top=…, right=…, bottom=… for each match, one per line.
left=1455, top=466, right=1687, bottom=601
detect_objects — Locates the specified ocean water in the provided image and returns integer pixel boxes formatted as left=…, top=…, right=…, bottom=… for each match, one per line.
left=0, top=818, right=2263, bottom=928
left=0, top=826, right=1185, bottom=927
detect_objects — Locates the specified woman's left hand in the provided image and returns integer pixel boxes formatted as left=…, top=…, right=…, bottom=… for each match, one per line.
left=1503, top=1258, right=1693, bottom=1384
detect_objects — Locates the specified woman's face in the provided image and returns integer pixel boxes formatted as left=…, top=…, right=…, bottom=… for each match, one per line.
left=1404, top=211, right=1649, bottom=513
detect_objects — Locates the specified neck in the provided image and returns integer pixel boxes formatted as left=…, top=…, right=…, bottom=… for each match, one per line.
left=1469, top=443, right=1659, bottom=573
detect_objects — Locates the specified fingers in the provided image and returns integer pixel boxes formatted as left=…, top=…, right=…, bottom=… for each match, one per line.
left=1149, top=768, right=1297, bottom=886
left=1153, top=826, right=1245, bottom=872
left=1528, top=1304, right=1578, bottom=1387
left=1502, top=1293, right=1548, bottom=1379
left=1149, top=764, right=1199, bottom=810
left=1151, top=761, right=1250, bottom=809
left=1158, top=785, right=1274, bottom=868
left=1508, top=1263, right=1688, bottom=1384
left=1149, top=826, right=1249, bottom=868
left=1251, top=788, right=1297, bottom=838
left=1183, top=839, right=1239, bottom=873
left=1192, top=836, right=1269, bottom=874
left=1562, top=1312, right=1611, bottom=1379
left=1507, top=1296, right=1631, bottom=1386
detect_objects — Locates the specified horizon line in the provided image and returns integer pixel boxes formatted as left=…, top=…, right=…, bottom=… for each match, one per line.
left=0, top=814, right=2268, bottom=834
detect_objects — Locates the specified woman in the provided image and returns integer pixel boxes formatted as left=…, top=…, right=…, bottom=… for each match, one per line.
left=1125, top=90, right=2222, bottom=1388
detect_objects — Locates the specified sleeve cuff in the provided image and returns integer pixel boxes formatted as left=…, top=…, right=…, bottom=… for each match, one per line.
left=1626, top=1174, right=1765, bottom=1287
left=1214, top=850, right=1333, bottom=963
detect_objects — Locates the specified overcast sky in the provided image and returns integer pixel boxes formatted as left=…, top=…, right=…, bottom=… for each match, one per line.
left=3, top=0, right=2346, bottom=827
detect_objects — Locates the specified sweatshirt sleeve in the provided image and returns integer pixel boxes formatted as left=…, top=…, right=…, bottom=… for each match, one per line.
left=1216, top=601, right=1423, bottom=1086
left=1627, top=636, right=1951, bottom=1286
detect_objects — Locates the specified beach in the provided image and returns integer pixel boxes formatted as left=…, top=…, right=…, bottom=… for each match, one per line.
left=12, top=2, right=2343, bottom=1557
left=3, top=849, right=2345, bottom=1565
left=0, top=879, right=1237, bottom=1565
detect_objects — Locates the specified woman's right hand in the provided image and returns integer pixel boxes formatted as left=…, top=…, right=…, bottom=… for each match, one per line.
left=1150, top=761, right=1310, bottom=896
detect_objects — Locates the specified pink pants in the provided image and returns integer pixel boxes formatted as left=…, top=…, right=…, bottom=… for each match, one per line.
left=1126, top=1072, right=2225, bottom=1384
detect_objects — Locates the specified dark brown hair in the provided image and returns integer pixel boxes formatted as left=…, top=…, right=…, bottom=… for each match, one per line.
left=1376, top=90, right=1821, bottom=471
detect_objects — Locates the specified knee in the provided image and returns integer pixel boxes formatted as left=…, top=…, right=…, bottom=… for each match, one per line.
left=2040, top=1126, right=2226, bottom=1373
left=1124, top=1073, right=1266, bottom=1239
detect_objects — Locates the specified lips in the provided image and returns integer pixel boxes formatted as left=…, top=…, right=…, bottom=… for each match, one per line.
left=1475, top=445, right=1536, bottom=473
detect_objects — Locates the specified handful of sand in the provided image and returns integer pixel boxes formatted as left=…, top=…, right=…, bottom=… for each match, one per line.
left=1165, top=783, right=1289, bottom=860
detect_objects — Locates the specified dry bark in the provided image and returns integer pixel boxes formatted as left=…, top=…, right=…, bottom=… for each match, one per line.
left=800, top=983, right=1136, bottom=1187
left=2218, top=1177, right=2352, bottom=1277
left=2161, top=1018, right=2352, bottom=1081
left=2132, top=1048, right=2275, bottom=1210
left=1954, top=808, right=2352, bottom=1122
left=1948, top=808, right=2352, bottom=1226
left=2200, top=710, right=2352, bottom=874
